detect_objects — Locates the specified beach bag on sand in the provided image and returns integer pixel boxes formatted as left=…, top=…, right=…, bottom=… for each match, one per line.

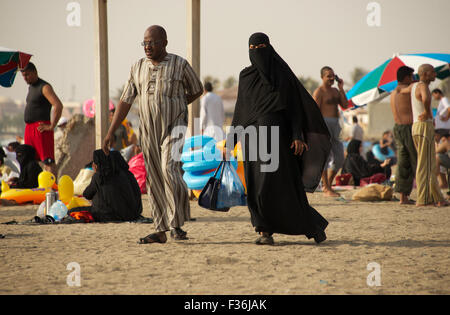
left=335, top=173, right=352, bottom=186
left=73, top=168, right=95, bottom=196
left=360, top=173, right=386, bottom=187
left=352, top=184, right=393, bottom=201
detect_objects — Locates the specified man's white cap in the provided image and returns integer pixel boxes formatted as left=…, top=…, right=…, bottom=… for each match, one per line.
left=57, top=117, right=68, bottom=126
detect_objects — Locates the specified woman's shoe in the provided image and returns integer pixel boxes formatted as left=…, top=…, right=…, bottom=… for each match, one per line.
left=313, top=228, right=327, bottom=244
left=255, top=235, right=274, bottom=245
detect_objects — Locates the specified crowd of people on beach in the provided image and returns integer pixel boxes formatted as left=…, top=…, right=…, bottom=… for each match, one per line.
left=1, top=25, right=449, bottom=246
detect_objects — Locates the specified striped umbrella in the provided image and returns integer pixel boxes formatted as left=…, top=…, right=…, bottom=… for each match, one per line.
left=0, top=47, right=32, bottom=87
left=346, top=53, right=450, bottom=107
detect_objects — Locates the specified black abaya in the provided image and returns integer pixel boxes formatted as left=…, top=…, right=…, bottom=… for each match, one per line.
left=227, top=33, right=330, bottom=237
left=83, top=150, right=142, bottom=222
left=12, top=144, right=42, bottom=189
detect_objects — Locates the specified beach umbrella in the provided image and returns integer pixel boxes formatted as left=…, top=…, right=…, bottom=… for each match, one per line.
left=346, top=53, right=450, bottom=107
left=0, top=47, right=32, bottom=87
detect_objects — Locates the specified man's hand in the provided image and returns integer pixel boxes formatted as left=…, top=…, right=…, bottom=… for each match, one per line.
left=418, top=112, right=428, bottom=122
left=102, top=133, right=114, bottom=155
left=291, top=140, right=309, bottom=155
left=381, top=158, right=391, bottom=168
left=37, top=123, right=54, bottom=133
left=337, top=77, right=344, bottom=90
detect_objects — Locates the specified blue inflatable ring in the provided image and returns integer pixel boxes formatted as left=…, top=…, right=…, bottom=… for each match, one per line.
left=372, top=144, right=395, bottom=162
left=183, top=171, right=215, bottom=190
left=182, top=159, right=238, bottom=189
left=181, top=140, right=219, bottom=163
left=182, top=158, right=237, bottom=172
left=182, top=135, right=216, bottom=153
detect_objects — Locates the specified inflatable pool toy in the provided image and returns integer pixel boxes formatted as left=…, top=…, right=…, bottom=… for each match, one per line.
left=58, top=175, right=74, bottom=204
left=183, top=169, right=216, bottom=190
left=183, top=159, right=223, bottom=172
left=0, top=171, right=56, bottom=204
left=83, top=98, right=115, bottom=118
left=372, top=144, right=395, bottom=162
left=192, top=189, right=202, bottom=199
left=57, top=175, right=91, bottom=210
left=182, top=135, right=238, bottom=191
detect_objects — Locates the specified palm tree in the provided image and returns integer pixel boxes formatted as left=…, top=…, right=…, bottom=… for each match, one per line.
left=297, top=76, right=319, bottom=95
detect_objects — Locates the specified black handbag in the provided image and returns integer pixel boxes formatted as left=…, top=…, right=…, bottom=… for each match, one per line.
left=198, top=161, right=230, bottom=212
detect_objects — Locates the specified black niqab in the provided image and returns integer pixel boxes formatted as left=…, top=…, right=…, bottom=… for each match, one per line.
left=13, top=144, right=42, bottom=188
left=230, top=32, right=331, bottom=192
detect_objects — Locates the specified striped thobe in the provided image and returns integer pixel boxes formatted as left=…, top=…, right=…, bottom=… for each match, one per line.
left=120, top=53, right=203, bottom=232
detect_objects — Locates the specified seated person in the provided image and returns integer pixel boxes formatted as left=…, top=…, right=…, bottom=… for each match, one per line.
left=368, top=130, right=397, bottom=166
left=342, top=140, right=391, bottom=186
left=2, top=142, right=20, bottom=174
left=435, top=133, right=450, bottom=189
left=82, top=149, right=142, bottom=222
left=0, top=147, right=13, bottom=182
left=7, top=144, right=42, bottom=188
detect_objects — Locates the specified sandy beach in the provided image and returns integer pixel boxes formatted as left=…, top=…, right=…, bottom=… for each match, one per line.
left=0, top=188, right=449, bottom=295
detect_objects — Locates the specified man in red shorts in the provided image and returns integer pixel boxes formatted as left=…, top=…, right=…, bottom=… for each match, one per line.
left=21, top=62, right=63, bottom=176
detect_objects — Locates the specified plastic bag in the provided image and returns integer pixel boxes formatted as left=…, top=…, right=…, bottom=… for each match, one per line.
left=216, top=161, right=247, bottom=209
left=128, top=153, right=147, bottom=194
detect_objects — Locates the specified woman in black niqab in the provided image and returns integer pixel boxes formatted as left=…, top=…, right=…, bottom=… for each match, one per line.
left=226, top=33, right=331, bottom=245
left=342, top=140, right=391, bottom=186
left=82, top=149, right=142, bottom=222
left=10, top=144, right=42, bottom=188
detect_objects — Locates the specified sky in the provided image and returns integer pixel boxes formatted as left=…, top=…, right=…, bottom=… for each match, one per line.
left=1, top=0, right=450, bottom=103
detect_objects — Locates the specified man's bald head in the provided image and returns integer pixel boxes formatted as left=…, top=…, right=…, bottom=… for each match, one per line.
left=418, top=64, right=433, bottom=77
left=144, top=25, right=167, bottom=40
left=418, top=64, right=436, bottom=83
left=143, top=25, right=168, bottom=62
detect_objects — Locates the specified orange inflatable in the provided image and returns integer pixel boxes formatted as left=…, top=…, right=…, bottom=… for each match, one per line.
left=0, top=171, right=56, bottom=204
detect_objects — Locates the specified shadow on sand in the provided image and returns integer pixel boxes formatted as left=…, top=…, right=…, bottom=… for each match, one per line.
left=175, top=238, right=450, bottom=248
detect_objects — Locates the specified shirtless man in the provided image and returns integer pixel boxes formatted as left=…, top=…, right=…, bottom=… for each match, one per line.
left=313, top=66, right=348, bottom=197
left=390, top=66, right=417, bottom=204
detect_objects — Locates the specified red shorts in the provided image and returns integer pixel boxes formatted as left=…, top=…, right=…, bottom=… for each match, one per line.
left=24, top=121, right=55, bottom=164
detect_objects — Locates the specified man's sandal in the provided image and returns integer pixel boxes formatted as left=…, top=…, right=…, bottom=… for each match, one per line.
left=138, top=233, right=167, bottom=244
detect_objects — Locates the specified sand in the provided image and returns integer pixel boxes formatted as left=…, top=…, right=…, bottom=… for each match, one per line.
left=0, top=188, right=449, bottom=295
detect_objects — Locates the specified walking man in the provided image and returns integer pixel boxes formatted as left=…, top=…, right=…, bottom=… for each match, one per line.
left=103, top=25, right=203, bottom=243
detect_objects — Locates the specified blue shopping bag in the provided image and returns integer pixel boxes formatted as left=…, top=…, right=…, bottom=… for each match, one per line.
left=216, top=161, right=247, bottom=209
left=198, top=161, right=247, bottom=211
